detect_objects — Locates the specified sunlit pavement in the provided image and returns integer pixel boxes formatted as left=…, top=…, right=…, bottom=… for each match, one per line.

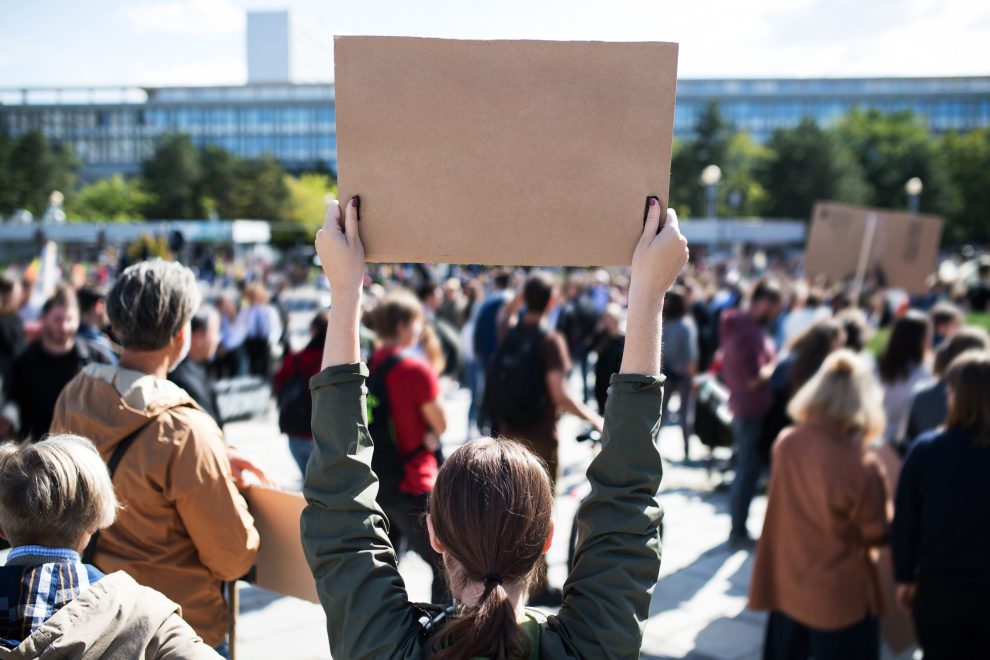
left=229, top=381, right=917, bottom=660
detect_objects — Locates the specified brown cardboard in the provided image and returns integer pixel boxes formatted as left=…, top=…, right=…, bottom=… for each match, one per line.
left=334, top=36, right=679, bottom=266
left=806, top=202, right=943, bottom=294
left=245, top=486, right=319, bottom=603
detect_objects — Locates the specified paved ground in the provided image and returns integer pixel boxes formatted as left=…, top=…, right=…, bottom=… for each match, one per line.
left=229, top=381, right=919, bottom=660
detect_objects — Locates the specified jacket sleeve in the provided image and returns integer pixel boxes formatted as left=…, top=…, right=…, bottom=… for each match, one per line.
left=545, top=373, right=665, bottom=659
left=892, top=441, right=926, bottom=583
left=851, top=452, right=890, bottom=547
left=167, top=411, right=260, bottom=581
left=300, top=363, right=424, bottom=660
left=149, top=612, right=224, bottom=660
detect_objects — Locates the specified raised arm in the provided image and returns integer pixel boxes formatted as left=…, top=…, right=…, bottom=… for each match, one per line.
left=318, top=197, right=365, bottom=368
left=548, top=198, right=688, bottom=659
left=302, top=197, right=425, bottom=659
left=622, top=199, right=689, bottom=376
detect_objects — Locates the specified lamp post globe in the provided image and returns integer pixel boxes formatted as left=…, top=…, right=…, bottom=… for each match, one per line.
left=905, top=177, right=923, bottom=214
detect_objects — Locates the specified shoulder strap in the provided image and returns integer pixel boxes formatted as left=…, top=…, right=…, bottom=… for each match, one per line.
left=82, top=418, right=156, bottom=565
left=372, top=353, right=405, bottom=381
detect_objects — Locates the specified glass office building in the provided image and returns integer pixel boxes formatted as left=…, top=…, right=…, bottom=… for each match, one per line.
left=0, top=84, right=337, bottom=180
left=675, top=77, right=990, bottom=142
left=1, top=76, right=988, bottom=180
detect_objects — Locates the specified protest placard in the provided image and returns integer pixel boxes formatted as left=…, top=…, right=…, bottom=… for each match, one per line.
left=806, top=202, right=943, bottom=294
left=334, top=36, right=679, bottom=266
left=245, top=486, right=319, bottom=603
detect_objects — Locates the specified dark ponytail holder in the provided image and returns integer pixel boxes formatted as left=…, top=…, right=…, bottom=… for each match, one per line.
left=483, top=573, right=503, bottom=588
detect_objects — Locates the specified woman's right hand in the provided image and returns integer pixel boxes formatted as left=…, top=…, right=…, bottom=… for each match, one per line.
left=628, top=199, right=689, bottom=306
left=316, top=196, right=365, bottom=303
left=620, top=199, right=688, bottom=377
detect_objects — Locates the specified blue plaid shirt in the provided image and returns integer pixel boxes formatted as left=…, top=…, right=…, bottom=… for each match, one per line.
left=0, top=546, right=105, bottom=648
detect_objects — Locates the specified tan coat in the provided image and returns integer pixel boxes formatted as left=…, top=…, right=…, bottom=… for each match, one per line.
left=0, top=571, right=219, bottom=659
left=749, top=420, right=889, bottom=630
left=51, top=364, right=259, bottom=648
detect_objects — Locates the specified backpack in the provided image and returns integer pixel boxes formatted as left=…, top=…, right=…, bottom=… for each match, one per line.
left=367, top=355, right=425, bottom=499
left=483, top=324, right=550, bottom=429
left=278, top=355, right=312, bottom=437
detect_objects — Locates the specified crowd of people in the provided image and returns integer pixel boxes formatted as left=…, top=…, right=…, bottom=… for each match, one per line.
left=0, top=198, right=987, bottom=658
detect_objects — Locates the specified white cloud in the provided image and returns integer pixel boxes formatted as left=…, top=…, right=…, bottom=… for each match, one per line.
left=123, top=0, right=245, bottom=35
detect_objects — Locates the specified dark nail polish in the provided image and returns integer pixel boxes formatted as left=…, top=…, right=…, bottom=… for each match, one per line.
left=649, top=196, right=659, bottom=207
left=352, top=195, right=360, bottom=209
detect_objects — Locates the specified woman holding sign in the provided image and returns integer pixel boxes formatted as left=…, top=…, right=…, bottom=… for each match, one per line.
left=301, top=195, right=688, bottom=659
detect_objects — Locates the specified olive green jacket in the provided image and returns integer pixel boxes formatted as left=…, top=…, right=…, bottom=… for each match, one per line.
left=301, top=363, right=665, bottom=659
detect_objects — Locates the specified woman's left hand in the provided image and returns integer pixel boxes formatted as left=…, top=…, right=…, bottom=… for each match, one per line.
left=316, top=196, right=365, bottom=303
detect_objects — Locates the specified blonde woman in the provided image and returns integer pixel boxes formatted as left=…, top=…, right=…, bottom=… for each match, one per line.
left=0, top=435, right=217, bottom=658
left=749, top=350, right=889, bottom=660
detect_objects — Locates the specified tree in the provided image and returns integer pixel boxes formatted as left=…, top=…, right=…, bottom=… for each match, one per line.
left=760, top=118, right=870, bottom=219
left=669, top=102, right=734, bottom=217
left=197, top=145, right=239, bottom=219
left=721, top=132, right=771, bottom=217
left=939, top=128, right=990, bottom=244
left=285, top=173, right=336, bottom=229
left=232, top=155, right=290, bottom=220
left=0, top=131, right=15, bottom=217
left=1, top=131, right=79, bottom=216
left=141, top=134, right=203, bottom=219
left=67, top=174, right=148, bottom=221
left=832, top=109, right=955, bottom=216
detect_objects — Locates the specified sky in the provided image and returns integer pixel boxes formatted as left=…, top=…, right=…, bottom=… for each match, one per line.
left=0, top=0, right=988, bottom=88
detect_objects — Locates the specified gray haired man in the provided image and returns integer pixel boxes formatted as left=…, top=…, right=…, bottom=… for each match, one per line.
left=50, top=260, right=262, bottom=655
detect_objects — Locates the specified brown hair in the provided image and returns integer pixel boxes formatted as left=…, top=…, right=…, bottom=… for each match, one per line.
left=786, top=319, right=845, bottom=396
left=945, top=350, right=990, bottom=446
left=933, top=327, right=990, bottom=377
left=878, top=311, right=930, bottom=383
left=364, top=290, right=424, bottom=341
left=427, top=438, right=553, bottom=660
left=41, top=285, right=78, bottom=317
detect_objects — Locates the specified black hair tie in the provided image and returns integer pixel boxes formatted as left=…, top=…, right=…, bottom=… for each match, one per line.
left=483, top=573, right=503, bottom=587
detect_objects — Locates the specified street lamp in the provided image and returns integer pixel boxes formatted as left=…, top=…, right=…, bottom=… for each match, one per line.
left=43, top=190, right=66, bottom=224
left=905, top=177, right=923, bottom=214
left=700, top=164, right=722, bottom=249
left=700, top=164, right=722, bottom=219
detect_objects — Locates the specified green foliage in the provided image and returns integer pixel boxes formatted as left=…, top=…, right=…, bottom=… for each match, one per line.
left=67, top=174, right=148, bottom=221
left=232, top=155, right=290, bottom=221
left=0, top=130, right=79, bottom=217
left=722, top=132, right=771, bottom=217
left=126, top=234, right=171, bottom=262
left=833, top=109, right=955, bottom=215
left=760, top=118, right=870, bottom=219
left=669, top=102, right=733, bottom=217
left=285, top=173, right=337, bottom=229
left=141, top=134, right=203, bottom=219
left=197, top=145, right=239, bottom=219
left=938, top=129, right=990, bottom=244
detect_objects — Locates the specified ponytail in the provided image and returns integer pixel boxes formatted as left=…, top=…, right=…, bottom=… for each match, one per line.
left=430, top=578, right=531, bottom=660
left=427, top=438, right=554, bottom=660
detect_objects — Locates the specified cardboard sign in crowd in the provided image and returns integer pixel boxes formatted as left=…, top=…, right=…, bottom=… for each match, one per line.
left=805, top=201, right=944, bottom=294
left=334, top=36, right=679, bottom=267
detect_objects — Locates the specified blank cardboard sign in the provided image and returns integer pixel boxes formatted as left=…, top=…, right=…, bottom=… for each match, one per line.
left=334, top=36, right=679, bottom=266
left=245, top=486, right=318, bottom=603
left=806, top=202, right=943, bottom=294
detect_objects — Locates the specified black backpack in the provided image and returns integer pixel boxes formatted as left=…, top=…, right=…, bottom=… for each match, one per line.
left=278, top=355, right=312, bottom=437
left=483, top=324, right=549, bottom=429
left=367, top=355, right=426, bottom=499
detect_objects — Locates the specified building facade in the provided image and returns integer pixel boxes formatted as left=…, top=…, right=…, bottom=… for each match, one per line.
left=1, top=76, right=988, bottom=180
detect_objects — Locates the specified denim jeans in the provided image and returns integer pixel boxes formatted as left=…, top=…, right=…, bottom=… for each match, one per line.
left=730, top=416, right=765, bottom=538
left=288, top=436, right=315, bottom=477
